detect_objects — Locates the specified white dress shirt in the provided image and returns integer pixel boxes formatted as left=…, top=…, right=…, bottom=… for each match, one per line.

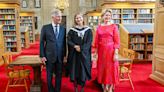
left=52, top=22, right=60, bottom=38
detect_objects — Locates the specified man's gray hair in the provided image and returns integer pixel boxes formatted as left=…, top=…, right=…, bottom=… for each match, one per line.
left=51, top=9, right=62, bottom=17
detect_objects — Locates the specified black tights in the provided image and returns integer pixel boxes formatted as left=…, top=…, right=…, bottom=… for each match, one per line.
left=74, top=79, right=85, bottom=87
left=74, top=79, right=85, bottom=92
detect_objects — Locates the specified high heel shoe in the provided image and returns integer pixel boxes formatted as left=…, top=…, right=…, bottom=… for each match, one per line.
left=80, top=87, right=84, bottom=92
left=107, top=85, right=113, bottom=92
left=75, top=87, right=78, bottom=92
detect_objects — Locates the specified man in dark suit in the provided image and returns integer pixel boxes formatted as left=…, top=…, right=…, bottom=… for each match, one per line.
left=40, top=9, right=66, bottom=92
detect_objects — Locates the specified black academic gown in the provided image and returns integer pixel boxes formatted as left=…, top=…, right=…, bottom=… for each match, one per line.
left=67, top=27, right=93, bottom=84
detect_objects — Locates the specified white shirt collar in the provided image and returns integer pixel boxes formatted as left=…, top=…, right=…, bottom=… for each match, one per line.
left=52, top=22, right=59, bottom=27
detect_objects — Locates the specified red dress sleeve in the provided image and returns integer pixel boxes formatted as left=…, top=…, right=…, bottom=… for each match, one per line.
left=113, top=24, right=120, bottom=49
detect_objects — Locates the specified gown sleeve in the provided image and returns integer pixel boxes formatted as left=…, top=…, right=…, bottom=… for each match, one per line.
left=113, top=24, right=120, bottom=49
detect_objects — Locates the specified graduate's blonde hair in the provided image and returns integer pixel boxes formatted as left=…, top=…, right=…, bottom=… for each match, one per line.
left=73, top=13, right=85, bottom=26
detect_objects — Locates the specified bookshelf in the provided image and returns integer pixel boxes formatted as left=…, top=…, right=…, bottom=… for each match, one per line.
left=85, top=10, right=101, bottom=27
left=20, top=26, right=30, bottom=49
left=20, top=11, right=35, bottom=43
left=85, top=1, right=155, bottom=26
left=0, top=25, right=4, bottom=65
left=0, top=0, right=21, bottom=53
left=85, top=8, right=154, bottom=26
left=119, top=24, right=154, bottom=63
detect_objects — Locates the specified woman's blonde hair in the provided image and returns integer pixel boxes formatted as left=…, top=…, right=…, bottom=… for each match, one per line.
left=101, top=8, right=112, bottom=17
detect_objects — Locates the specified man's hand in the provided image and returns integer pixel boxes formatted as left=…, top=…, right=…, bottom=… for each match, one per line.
left=41, top=57, right=47, bottom=65
left=63, top=56, right=67, bottom=63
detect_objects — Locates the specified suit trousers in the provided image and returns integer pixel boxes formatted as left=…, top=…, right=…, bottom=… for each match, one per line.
left=46, top=58, right=63, bottom=92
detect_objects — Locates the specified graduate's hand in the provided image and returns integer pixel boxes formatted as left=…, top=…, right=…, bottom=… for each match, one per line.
left=76, top=47, right=81, bottom=52
left=41, top=57, right=47, bottom=65
left=74, top=45, right=81, bottom=52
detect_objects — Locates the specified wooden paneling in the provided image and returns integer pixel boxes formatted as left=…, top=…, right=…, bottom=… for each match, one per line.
left=0, top=25, right=4, bottom=66
left=150, top=0, right=164, bottom=85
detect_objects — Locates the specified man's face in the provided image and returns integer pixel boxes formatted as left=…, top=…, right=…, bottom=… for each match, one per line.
left=52, top=13, right=62, bottom=24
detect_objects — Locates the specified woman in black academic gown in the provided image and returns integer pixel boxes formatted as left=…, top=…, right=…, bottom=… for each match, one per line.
left=67, top=13, right=93, bottom=92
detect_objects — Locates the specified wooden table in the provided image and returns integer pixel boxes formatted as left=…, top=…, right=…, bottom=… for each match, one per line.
left=9, top=55, right=42, bottom=92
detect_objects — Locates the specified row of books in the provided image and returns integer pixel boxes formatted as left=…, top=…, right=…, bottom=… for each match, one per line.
left=5, top=42, right=17, bottom=47
left=111, top=9, right=153, bottom=14
left=21, top=35, right=25, bottom=38
left=89, top=16, right=100, bottom=20
left=147, top=54, right=152, bottom=60
left=137, top=53, right=144, bottom=59
left=122, top=14, right=135, bottom=19
left=3, top=31, right=16, bottom=35
left=130, top=37, right=145, bottom=43
left=112, top=14, right=120, bottom=19
left=20, top=23, right=32, bottom=27
left=21, top=39, right=25, bottom=43
left=20, top=20, right=33, bottom=23
left=21, top=43, right=25, bottom=47
left=123, top=9, right=135, bottom=14
left=6, top=48, right=17, bottom=52
left=130, top=44, right=145, bottom=50
left=122, top=20, right=136, bottom=24
left=20, top=16, right=32, bottom=19
left=138, top=19, right=152, bottom=23
left=113, top=20, right=121, bottom=24
left=4, top=37, right=16, bottom=42
left=89, top=22, right=99, bottom=26
left=88, top=19, right=99, bottom=23
left=138, top=14, right=153, bottom=18
left=3, top=25, right=15, bottom=30
left=0, top=20, right=15, bottom=25
left=147, top=44, right=153, bottom=50
left=112, top=9, right=121, bottom=13
left=138, top=9, right=152, bottom=14
left=0, top=9, right=15, bottom=13
left=29, top=26, right=33, bottom=30
left=148, top=36, right=153, bottom=42
left=0, top=15, right=15, bottom=19
left=30, top=37, right=33, bottom=40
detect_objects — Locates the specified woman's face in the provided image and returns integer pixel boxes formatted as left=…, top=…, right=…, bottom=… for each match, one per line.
left=103, top=11, right=112, bottom=23
left=75, top=14, right=83, bottom=25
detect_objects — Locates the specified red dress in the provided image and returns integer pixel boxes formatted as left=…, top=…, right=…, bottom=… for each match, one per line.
left=94, top=24, right=120, bottom=85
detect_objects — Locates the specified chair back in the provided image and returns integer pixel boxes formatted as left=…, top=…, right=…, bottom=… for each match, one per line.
left=122, top=48, right=135, bottom=72
left=2, top=53, right=12, bottom=65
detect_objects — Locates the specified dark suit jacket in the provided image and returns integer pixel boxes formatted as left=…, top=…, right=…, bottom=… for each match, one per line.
left=40, top=24, right=66, bottom=63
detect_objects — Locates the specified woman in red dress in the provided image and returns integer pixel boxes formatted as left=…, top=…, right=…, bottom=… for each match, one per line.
left=94, top=9, right=120, bottom=92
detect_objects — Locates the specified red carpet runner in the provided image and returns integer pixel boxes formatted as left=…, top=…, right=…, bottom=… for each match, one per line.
left=0, top=41, right=164, bottom=92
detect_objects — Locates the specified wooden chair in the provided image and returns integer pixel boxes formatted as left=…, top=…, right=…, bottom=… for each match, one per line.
left=2, top=53, right=31, bottom=92
left=119, top=48, right=135, bottom=90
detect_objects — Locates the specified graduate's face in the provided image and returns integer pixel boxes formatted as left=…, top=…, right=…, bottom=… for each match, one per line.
left=103, top=12, right=112, bottom=23
left=75, top=14, right=84, bottom=26
left=52, top=13, right=62, bottom=24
